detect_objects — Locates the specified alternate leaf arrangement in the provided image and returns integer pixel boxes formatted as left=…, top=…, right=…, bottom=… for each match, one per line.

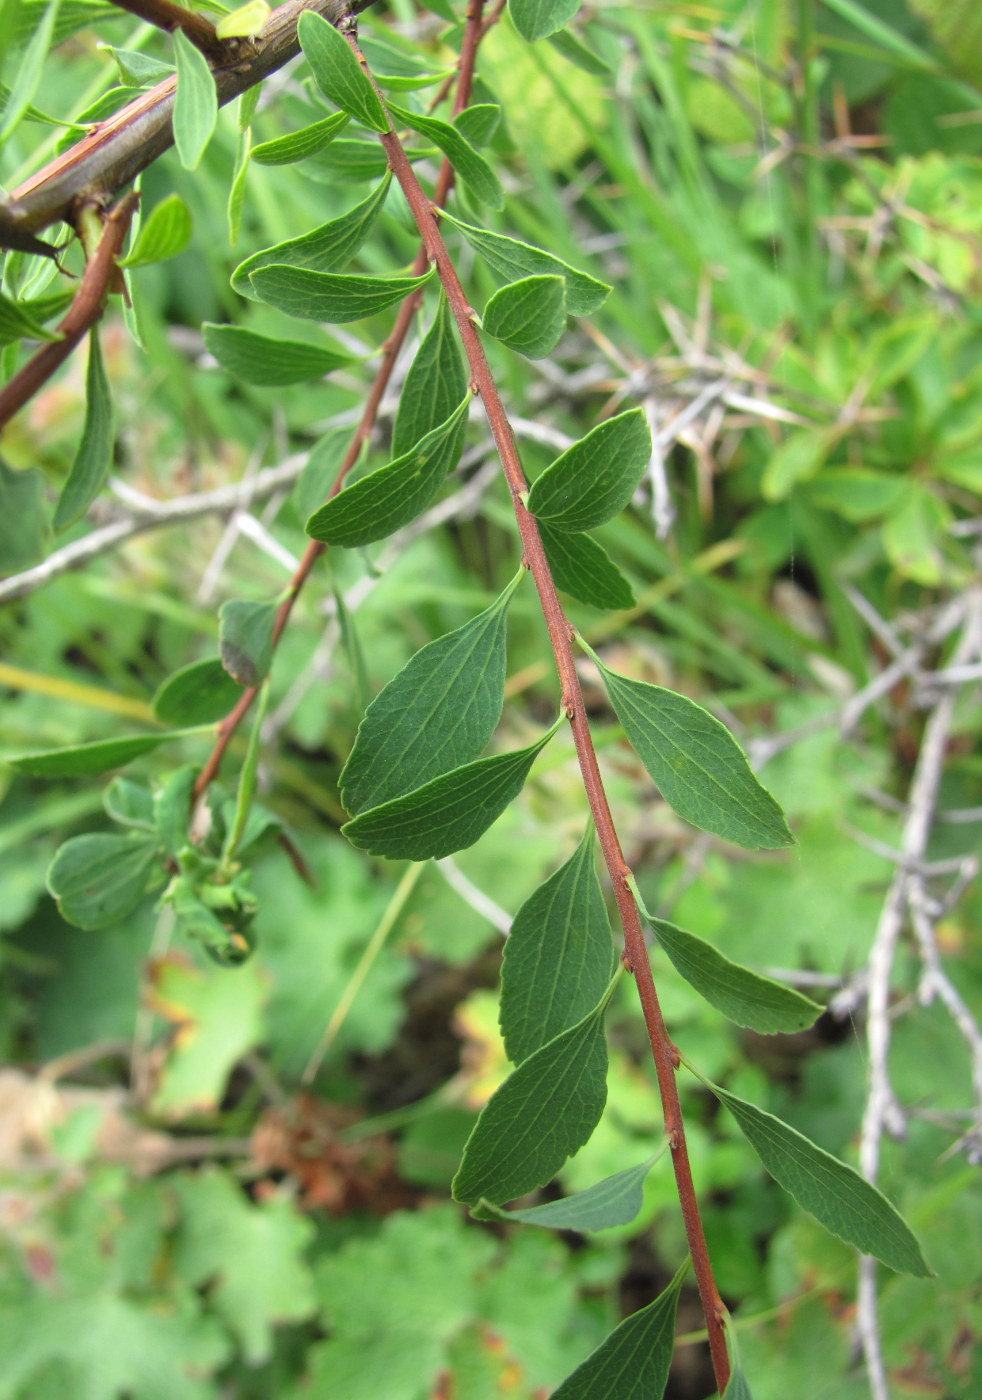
left=0, top=1, right=936, bottom=1396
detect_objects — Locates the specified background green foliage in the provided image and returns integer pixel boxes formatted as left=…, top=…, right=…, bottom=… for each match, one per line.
left=2, top=1, right=982, bottom=1396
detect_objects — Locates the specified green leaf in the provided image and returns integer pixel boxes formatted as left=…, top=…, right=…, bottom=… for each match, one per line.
left=392, top=294, right=468, bottom=458
left=153, top=658, right=244, bottom=726
left=453, top=101, right=501, bottom=145
left=214, top=0, right=268, bottom=39
left=172, top=27, right=217, bottom=171
left=202, top=323, right=354, bottom=385
left=806, top=468, right=908, bottom=522
left=341, top=572, right=519, bottom=815
left=0, top=0, right=60, bottom=149
left=103, top=776, right=155, bottom=828
left=305, top=393, right=470, bottom=547
left=440, top=209, right=610, bottom=315
left=526, top=409, right=651, bottom=532
left=711, top=1084, right=933, bottom=1277
left=550, top=1261, right=686, bottom=1400
left=219, top=598, right=279, bottom=687
left=387, top=100, right=504, bottom=209
left=638, top=906, right=822, bottom=1034
left=761, top=427, right=834, bottom=501
left=476, top=1154, right=658, bottom=1230
left=154, top=764, right=197, bottom=857
left=118, top=193, right=191, bottom=268
left=0, top=288, right=62, bottom=343
left=538, top=523, right=635, bottom=610
left=723, top=1364, right=755, bottom=1400
left=249, top=263, right=434, bottom=323
left=587, top=648, right=793, bottom=851
left=47, top=832, right=159, bottom=929
left=250, top=110, right=349, bottom=164
left=298, top=9, right=389, bottom=133
left=343, top=721, right=560, bottom=861
left=306, top=136, right=391, bottom=181
left=452, top=999, right=609, bottom=1205
left=483, top=274, right=567, bottom=359
left=227, top=126, right=251, bottom=246
left=6, top=733, right=168, bottom=776
left=548, top=27, right=613, bottom=75
left=231, top=174, right=391, bottom=297
left=53, top=326, right=114, bottom=532
left=500, top=822, right=616, bottom=1065
left=509, top=0, right=580, bottom=43
left=358, top=35, right=453, bottom=90
left=293, top=427, right=349, bottom=520
left=0, top=458, right=46, bottom=571
left=108, top=46, right=174, bottom=86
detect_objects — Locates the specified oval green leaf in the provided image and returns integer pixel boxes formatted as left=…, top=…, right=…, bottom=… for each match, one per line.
left=509, top=0, right=581, bottom=43
left=391, top=294, right=467, bottom=459
left=153, top=658, right=244, bottom=727
left=249, top=263, right=434, bottom=324
left=454, top=102, right=501, bottom=146
left=483, top=274, right=567, bottom=359
left=250, top=110, right=349, bottom=165
left=526, top=409, right=651, bottom=533
left=6, top=734, right=169, bottom=777
left=218, top=598, right=279, bottom=687
left=538, top=522, right=636, bottom=610
left=387, top=99, right=505, bottom=209
left=298, top=9, right=389, bottom=133
left=202, top=323, right=353, bottom=386
left=47, top=832, right=160, bottom=929
left=172, top=28, right=218, bottom=171
left=53, top=326, right=114, bottom=532
left=476, top=1153, right=658, bottom=1231
left=103, top=777, right=155, bottom=829
left=118, top=194, right=192, bottom=268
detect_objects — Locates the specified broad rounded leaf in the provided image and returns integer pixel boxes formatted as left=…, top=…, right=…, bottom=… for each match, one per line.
left=202, top=324, right=353, bottom=386
left=219, top=599, right=279, bottom=687
left=475, top=1154, right=658, bottom=1231
left=526, top=409, right=651, bottom=533
left=6, top=734, right=169, bottom=777
left=712, top=1083, right=932, bottom=1277
left=509, top=0, right=581, bottom=43
left=589, top=650, right=793, bottom=850
left=153, top=658, right=244, bottom=727
left=391, top=294, right=467, bottom=459
left=249, top=264, right=434, bottom=323
left=538, top=522, right=635, bottom=610
left=47, top=832, right=160, bottom=929
left=250, top=111, right=349, bottom=165
left=118, top=194, right=191, bottom=268
left=172, top=28, right=217, bottom=171
left=298, top=9, right=389, bottom=133
left=483, top=274, right=567, bottom=359
left=452, top=1002, right=609, bottom=1206
left=387, top=100, right=504, bottom=209
left=53, top=327, right=114, bottom=532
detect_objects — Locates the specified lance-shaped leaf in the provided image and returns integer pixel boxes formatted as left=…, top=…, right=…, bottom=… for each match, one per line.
left=386, top=100, right=504, bottom=210
left=585, top=646, right=793, bottom=851
left=474, top=1153, right=659, bottom=1231
left=549, top=27, right=613, bottom=75
left=452, top=999, right=609, bottom=1206
left=638, top=905, right=822, bottom=1035
left=231, top=175, right=391, bottom=297
left=118, top=194, right=191, bottom=268
left=0, top=0, right=60, bottom=148
left=298, top=9, right=389, bottom=133
left=109, top=48, right=175, bottom=85
left=483, top=275, right=567, bottom=359
left=441, top=209, right=610, bottom=316
left=526, top=409, right=651, bottom=533
left=172, top=28, right=217, bottom=171
left=0, top=289, right=62, bottom=343
left=509, top=0, right=581, bottom=44
left=539, top=522, right=635, bottom=610
left=723, top=1366, right=754, bottom=1400
left=153, top=658, right=244, bottom=727
left=500, top=822, right=616, bottom=1065
left=550, top=1262, right=687, bottom=1400
left=391, top=294, right=467, bottom=459
left=53, top=327, right=114, bottom=532
left=710, top=1083, right=932, bottom=1277
left=358, top=35, right=453, bottom=90
left=6, top=734, right=169, bottom=777
left=219, top=599, right=279, bottom=687
left=250, top=110, right=349, bottom=164
left=202, top=324, right=353, bottom=386
left=306, top=394, right=469, bottom=548
left=341, top=572, right=520, bottom=815
left=343, top=721, right=560, bottom=862
left=47, top=832, right=160, bottom=929
left=249, top=263, right=434, bottom=324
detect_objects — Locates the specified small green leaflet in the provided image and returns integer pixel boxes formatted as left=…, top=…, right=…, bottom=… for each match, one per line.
left=391, top=294, right=467, bottom=459
left=0, top=289, right=62, bottom=343
left=454, top=102, right=501, bottom=146
left=538, top=523, right=635, bottom=610
left=249, top=264, right=434, bottom=324
left=440, top=209, right=610, bottom=315
left=227, top=126, right=251, bottom=245
left=343, top=721, right=560, bottom=862
left=452, top=999, right=609, bottom=1206
left=298, top=9, right=389, bottom=133
left=358, top=35, right=452, bottom=90
left=584, top=644, right=793, bottom=851
left=47, top=832, right=159, bottom=929
left=722, top=1365, right=755, bottom=1400
left=172, top=28, right=217, bottom=171
left=0, top=459, right=46, bottom=572
left=153, top=658, right=244, bottom=727
left=170, top=878, right=245, bottom=962
left=53, top=326, right=114, bottom=531
left=475, top=1154, right=658, bottom=1231
left=386, top=100, right=504, bottom=210
left=308, top=136, right=390, bottom=181
left=0, top=0, right=60, bottom=150
left=250, top=111, right=349, bottom=165
left=154, top=764, right=197, bottom=858
left=509, top=0, right=581, bottom=44
left=636, top=900, right=822, bottom=1035
left=305, top=394, right=469, bottom=548
left=548, top=27, right=612, bottom=75
left=202, top=324, right=353, bottom=386
left=215, top=0, right=269, bottom=40
left=118, top=194, right=191, bottom=268
left=103, top=775, right=155, bottom=828
left=526, top=409, right=651, bottom=533
left=6, top=733, right=169, bottom=777
left=709, top=1082, right=932, bottom=1277
left=108, top=47, right=174, bottom=86
left=219, top=599, right=279, bottom=687
left=550, top=1262, right=687, bottom=1400
left=500, top=821, right=616, bottom=1065
left=223, top=680, right=269, bottom=865
left=340, top=571, right=520, bottom=815
left=231, top=175, right=390, bottom=298
left=483, top=275, right=566, bottom=359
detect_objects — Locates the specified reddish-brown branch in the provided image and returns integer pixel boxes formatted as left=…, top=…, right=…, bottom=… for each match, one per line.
left=353, top=40, right=732, bottom=1394
left=106, top=0, right=227, bottom=58
left=0, top=193, right=139, bottom=433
